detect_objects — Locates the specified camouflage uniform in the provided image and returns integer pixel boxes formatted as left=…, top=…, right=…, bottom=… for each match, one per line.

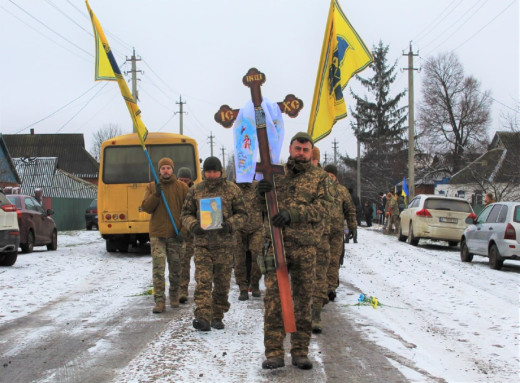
left=179, top=229, right=193, bottom=301
left=388, top=196, right=400, bottom=234
left=326, top=181, right=357, bottom=294
left=310, top=167, right=333, bottom=332
left=142, top=172, right=188, bottom=307
left=181, top=175, right=247, bottom=324
left=234, top=181, right=264, bottom=297
left=260, top=158, right=327, bottom=360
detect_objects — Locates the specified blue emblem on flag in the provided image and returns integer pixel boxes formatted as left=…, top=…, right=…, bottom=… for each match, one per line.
left=328, top=36, right=349, bottom=101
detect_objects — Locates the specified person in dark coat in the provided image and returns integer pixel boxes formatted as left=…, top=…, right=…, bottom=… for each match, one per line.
left=363, top=201, right=373, bottom=227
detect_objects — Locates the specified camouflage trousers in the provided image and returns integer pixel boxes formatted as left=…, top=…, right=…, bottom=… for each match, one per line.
left=313, top=233, right=330, bottom=305
left=150, top=237, right=182, bottom=304
left=385, top=215, right=400, bottom=234
left=326, top=231, right=344, bottom=291
left=234, top=228, right=263, bottom=291
left=179, top=237, right=194, bottom=298
left=193, top=245, right=233, bottom=322
left=264, top=243, right=316, bottom=359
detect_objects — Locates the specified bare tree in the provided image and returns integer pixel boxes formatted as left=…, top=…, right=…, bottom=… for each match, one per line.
left=418, top=52, right=492, bottom=172
left=89, top=124, right=123, bottom=161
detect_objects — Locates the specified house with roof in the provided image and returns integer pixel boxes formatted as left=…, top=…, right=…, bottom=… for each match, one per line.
left=2, top=131, right=99, bottom=185
left=0, top=133, right=21, bottom=188
left=9, top=157, right=97, bottom=230
left=435, top=131, right=520, bottom=206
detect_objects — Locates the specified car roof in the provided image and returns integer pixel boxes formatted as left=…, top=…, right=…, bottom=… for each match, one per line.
left=416, top=194, right=469, bottom=202
left=488, top=201, right=520, bottom=207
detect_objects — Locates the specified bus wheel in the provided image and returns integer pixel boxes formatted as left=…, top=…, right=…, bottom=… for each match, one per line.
left=106, top=239, right=117, bottom=252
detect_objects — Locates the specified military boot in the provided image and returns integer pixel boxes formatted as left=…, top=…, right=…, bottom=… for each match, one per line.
left=192, top=318, right=211, bottom=331
left=262, top=357, right=285, bottom=370
left=292, top=355, right=313, bottom=370
left=210, top=318, right=225, bottom=330
left=238, top=289, right=249, bottom=301
left=179, top=294, right=188, bottom=304
left=251, top=284, right=261, bottom=297
left=152, top=301, right=165, bottom=313
left=311, top=303, right=322, bottom=334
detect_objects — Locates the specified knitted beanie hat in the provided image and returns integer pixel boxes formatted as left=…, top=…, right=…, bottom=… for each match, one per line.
left=203, top=156, right=222, bottom=172
left=177, top=167, right=192, bottom=179
left=324, top=164, right=338, bottom=177
left=158, top=157, right=174, bottom=170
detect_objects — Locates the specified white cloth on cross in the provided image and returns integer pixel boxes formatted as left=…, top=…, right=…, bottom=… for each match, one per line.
left=233, top=98, right=284, bottom=183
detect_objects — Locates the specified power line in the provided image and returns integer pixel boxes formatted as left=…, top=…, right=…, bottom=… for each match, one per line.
left=16, top=83, right=103, bottom=133
left=56, top=82, right=110, bottom=133
left=7, top=0, right=93, bottom=58
left=413, top=0, right=464, bottom=43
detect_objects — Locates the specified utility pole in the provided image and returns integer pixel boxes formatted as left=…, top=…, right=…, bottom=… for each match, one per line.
left=324, top=152, right=328, bottom=164
left=332, top=139, right=339, bottom=165
left=208, top=132, right=215, bottom=157
left=220, top=146, right=226, bottom=169
left=175, top=95, right=187, bottom=135
left=402, top=42, right=419, bottom=199
left=125, top=48, right=142, bottom=133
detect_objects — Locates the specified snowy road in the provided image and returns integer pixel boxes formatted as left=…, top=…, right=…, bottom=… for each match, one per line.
left=0, top=227, right=518, bottom=382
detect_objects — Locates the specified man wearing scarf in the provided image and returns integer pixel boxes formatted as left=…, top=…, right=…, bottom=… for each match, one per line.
left=257, top=132, right=328, bottom=370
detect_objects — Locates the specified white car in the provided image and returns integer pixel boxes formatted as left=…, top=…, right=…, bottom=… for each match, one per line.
left=398, top=194, right=475, bottom=247
left=460, top=201, right=520, bottom=270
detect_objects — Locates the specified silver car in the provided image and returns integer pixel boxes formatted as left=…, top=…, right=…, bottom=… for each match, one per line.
left=461, top=202, right=520, bottom=270
left=398, top=194, right=475, bottom=247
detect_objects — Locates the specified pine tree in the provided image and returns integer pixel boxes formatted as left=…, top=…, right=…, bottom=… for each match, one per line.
left=345, top=41, right=408, bottom=200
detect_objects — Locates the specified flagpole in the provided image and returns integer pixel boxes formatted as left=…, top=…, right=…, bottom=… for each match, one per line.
left=86, top=0, right=179, bottom=235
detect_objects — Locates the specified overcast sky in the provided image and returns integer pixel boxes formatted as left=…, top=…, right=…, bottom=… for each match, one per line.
left=1, top=0, right=518, bottom=164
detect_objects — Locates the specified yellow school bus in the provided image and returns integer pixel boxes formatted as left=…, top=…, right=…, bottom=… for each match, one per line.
left=98, top=132, right=201, bottom=252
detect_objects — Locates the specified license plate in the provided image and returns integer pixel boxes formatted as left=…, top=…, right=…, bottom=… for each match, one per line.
left=439, top=217, right=458, bottom=223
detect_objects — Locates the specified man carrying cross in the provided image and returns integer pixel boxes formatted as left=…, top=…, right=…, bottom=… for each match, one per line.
left=258, top=132, right=328, bottom=370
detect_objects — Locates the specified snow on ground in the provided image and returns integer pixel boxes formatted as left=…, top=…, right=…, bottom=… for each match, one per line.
left=1, top=227, right=518, bottom=382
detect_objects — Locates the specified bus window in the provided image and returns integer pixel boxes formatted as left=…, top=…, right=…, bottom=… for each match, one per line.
left=103, top=144, right=197, bottom=184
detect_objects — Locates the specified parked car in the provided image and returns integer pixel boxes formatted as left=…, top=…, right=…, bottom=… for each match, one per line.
left=460, top=201, right=520, bottom=270
left=398, top=194, right=476, bottom=247
left=6, top=194, right=57, bottom=253
left=85, top=199, right=98, bottom=230
left=0, top=190, right=20, bottom=266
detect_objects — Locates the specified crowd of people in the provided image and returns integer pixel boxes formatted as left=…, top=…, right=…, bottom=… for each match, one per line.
left=140, top=132, right=358, bottom=371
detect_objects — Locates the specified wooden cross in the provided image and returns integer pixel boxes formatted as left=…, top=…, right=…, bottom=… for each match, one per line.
left=214, top=68, right=303, bottom=333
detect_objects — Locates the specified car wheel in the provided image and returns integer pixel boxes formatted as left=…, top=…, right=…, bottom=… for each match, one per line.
left=448, top=241, right=458, bottom=247
left=0, top=251, right=18, bottom=266
left=408, top=223, right=419, bottom=246
left=47, top=230, right=58, bottom=251
left=398, top=225, right=406, bottom=242
left=488, top=243, right=504, bottom=270
left=21, top=230, right=34, bottom=253
left=460, top=239, right=473, bottom=262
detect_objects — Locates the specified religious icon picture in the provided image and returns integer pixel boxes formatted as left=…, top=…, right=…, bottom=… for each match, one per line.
left=199, top=197, right=223, bottom=230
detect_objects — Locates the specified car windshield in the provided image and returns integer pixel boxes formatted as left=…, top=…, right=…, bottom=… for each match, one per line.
left=424, top=198, right=472, bottom=213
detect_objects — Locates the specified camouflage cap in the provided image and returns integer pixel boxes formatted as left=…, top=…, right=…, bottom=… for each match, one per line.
left=290, top=132, right=314, bottom=148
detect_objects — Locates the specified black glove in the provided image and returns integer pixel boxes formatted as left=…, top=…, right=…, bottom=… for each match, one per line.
left=221, top=221, right=232, bottom=233
left=155, top=183, right=163, bottom=197
left=258, top=179, right=273, bottom=195
left=192, top=224, right=205, bottom=235
left=272, top=210, right=291, bottom=227
left=347, top=228, right=355, bottom=240
left=174, top=232, right=184, bottom=243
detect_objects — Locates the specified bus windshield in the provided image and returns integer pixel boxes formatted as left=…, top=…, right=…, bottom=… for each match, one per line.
left=102, top=144, right=197, bottom=184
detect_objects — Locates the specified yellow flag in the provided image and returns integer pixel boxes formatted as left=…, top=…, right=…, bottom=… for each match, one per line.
left=85, top=1, right=148, bottom=147
left=308, top=0, right=373, bottom=143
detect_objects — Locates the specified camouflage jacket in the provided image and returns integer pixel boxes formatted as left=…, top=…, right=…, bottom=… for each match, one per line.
left=258, top=158, right=328, bottom=247
left=388, top=197, right=400, bottom=217
left=181, top=175, right=247, bottom=248
left=329, top=181, right=357, bottom=234
left=236, top=181, right=264, bottom=234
